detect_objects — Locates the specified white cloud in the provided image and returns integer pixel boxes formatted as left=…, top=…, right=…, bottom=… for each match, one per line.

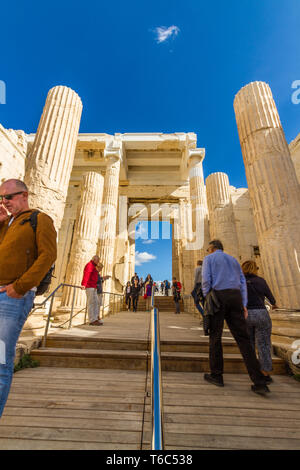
left=142, top=239, right=155, bottom=245
left=135, top=251, right=157, bottom=266
left=154, top=25, right=180, bottom=44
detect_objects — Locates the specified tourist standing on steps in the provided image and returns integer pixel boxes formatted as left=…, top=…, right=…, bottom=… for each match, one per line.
left=242, top=260, right=278, bottom=384
left=81, top=255, right=103, bottom=326
left=145, top=274, right=153, bottom=311
left=125, top=281, right=132, bottom=311
left=172, top=277, right=182, bottom=314
left=131, top=272, right=139, bottom=285
left=131, top=278, right=140, bottom=312
left=95, top=263, right=111, bottom=324
left=164, top=279, right=170, bottom=296
left=202, top=239, right=270, bottom=396
left=139, top=277, right=144, bottom=296
left=191, top=260, right=204, bottom=317
left=0, top=179, right=57, bottom=418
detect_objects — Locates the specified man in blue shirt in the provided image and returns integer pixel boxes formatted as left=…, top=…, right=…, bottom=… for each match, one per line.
left=202, top=239, right=270, bottom=395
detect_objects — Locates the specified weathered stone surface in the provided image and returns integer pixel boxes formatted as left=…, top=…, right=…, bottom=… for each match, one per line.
left=24, top=86, right=82, bottom=231
left=290, top=132, right=300, bottom=184
left=230, top=187, right=263, bottom=271
left=60, top=171, right=104, bottom=310
left=97, top=151, right=121, bottom=309
left=0, top=124, right=27, bottom=183
left=187, top=149, right=209, bottom=269
left=206, top=172, right=239, bottom=260
left=234, top=81, right=300, bottom=308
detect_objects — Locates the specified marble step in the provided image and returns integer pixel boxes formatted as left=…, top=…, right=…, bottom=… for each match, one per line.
left=45, top=334, right=240, bottom=354
left=30, top=347, right=286, bottom=374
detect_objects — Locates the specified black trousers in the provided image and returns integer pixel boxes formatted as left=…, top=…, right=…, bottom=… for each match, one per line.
left=132, top=296, right=138, bottom=311
left=126, top=293, right=131, bottom=309
left=209, top=289, right=266, bottom=386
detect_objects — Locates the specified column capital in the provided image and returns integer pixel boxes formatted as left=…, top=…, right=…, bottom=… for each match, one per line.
left=104, top=138, right=123, bottom=163
left=187, top=148, right=205, bottom=168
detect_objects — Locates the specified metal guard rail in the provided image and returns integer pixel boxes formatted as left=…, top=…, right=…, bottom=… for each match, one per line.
left=32, top=283, right=123, bottom=347
left=150, top=286, right=164, bottom=450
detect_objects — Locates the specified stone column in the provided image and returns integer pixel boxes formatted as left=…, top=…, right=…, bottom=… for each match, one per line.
left=25, top=86, right=82, bottom=231
left=206, top=172, right=240, bottom=259
left=59, top=171, right=104, bottom=311
left=234, top=81, right=300, bottom=308
left=179, top=198, right=194, bottom=295
left=188, top=148, right=210, bottom=263
left=97, top=152, right=121, bottom=305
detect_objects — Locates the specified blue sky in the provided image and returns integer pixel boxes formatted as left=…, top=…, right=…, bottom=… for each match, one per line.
left=1, top=0, right=299, bottom=279
left=135, top=222, right=172, bottom=282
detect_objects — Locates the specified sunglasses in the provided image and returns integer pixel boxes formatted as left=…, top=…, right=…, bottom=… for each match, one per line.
left=0, top=191, right=25, bottom=202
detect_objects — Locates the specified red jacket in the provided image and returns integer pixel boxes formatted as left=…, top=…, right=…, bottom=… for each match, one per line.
left=81, top=261, right=98, bottom=288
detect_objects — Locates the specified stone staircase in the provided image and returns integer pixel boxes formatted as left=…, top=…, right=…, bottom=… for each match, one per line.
left=30, top=311, right=286, bottom=375
left=123, top=295, right=182, bottom=312
left=154, top=296, right=184, bottom=312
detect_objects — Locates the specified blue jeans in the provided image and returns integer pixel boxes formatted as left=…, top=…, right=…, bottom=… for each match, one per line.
left=246, top=308, right=273, bottom=372
left=0, top=290, right=35, bottom=417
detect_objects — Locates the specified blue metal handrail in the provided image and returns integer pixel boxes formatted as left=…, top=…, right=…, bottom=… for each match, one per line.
left=150, top=285, right=164, bottom=450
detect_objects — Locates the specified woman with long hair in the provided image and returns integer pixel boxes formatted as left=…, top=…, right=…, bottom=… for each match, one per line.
left=241, top=260, right=278, bottom=383
left=144, top=274, right=153, bottom=311
left=125, top=281, right=132, bottom=311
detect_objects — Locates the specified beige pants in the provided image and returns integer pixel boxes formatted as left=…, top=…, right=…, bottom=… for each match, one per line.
left=85, top=288, right=99, bottom=323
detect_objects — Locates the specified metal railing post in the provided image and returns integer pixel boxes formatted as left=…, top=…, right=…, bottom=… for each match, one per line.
left=42, top=294, right=55, bottom=347
left=151, top=305, right=164, bottom=450
left=69, top=287, right=76, bottom=329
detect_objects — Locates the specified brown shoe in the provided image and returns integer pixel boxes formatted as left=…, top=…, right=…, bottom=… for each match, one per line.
left=89, top=320, right=103, bottom=326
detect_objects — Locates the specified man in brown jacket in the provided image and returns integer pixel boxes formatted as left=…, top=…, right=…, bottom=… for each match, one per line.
left=0, top=179, right=57, bottom=417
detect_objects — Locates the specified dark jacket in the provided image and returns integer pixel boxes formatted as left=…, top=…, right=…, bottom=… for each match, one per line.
left=245, top=274, right=276, bottom=309
left=203, top=289, right=221, bottom=317
left=130, top=285, right=140, bottom=298
left=172, top=281, right=181, bottom=301
left=96, top=275, right=104, bottom=295
left=203, top=290, right=221, bottom=336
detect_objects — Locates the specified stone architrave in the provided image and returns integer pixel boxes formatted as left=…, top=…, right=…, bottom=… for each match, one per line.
left=234, top=81, right=300, bottom=308
left=59, top=171, right=104, bottom=310
left=97, top=150, right=121, bottom=302
left=188, top=149, right=209, bottom=263
left=206, top=172, right=240, bottom=260
left=24, top=86, right=82, bottom=231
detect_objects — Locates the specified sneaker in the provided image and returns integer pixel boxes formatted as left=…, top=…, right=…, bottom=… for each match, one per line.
left=251, top=384, right=270, bottom=395
left=204, top=373, right=224, bottom=387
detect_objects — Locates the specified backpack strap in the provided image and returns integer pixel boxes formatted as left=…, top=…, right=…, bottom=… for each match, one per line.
left=20, top=210, right=40, bottom=233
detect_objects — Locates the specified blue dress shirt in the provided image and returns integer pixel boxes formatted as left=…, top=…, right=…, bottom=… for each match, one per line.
left=202, top=250, right=248, bottom=307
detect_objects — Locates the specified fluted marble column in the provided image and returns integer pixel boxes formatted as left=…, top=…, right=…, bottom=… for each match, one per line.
left=97, top=154, right=121, bottom=301
left=25, top=86, right=82, bottom=231
left=179, top=198, right=194, bottom=295
left=234, top=81, right=300, bottom=308
left=206, top=172, right=240, bottom=260
left=188, top=149, right=210, bottom=262
left=59, top=172, right=104, bottom=311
